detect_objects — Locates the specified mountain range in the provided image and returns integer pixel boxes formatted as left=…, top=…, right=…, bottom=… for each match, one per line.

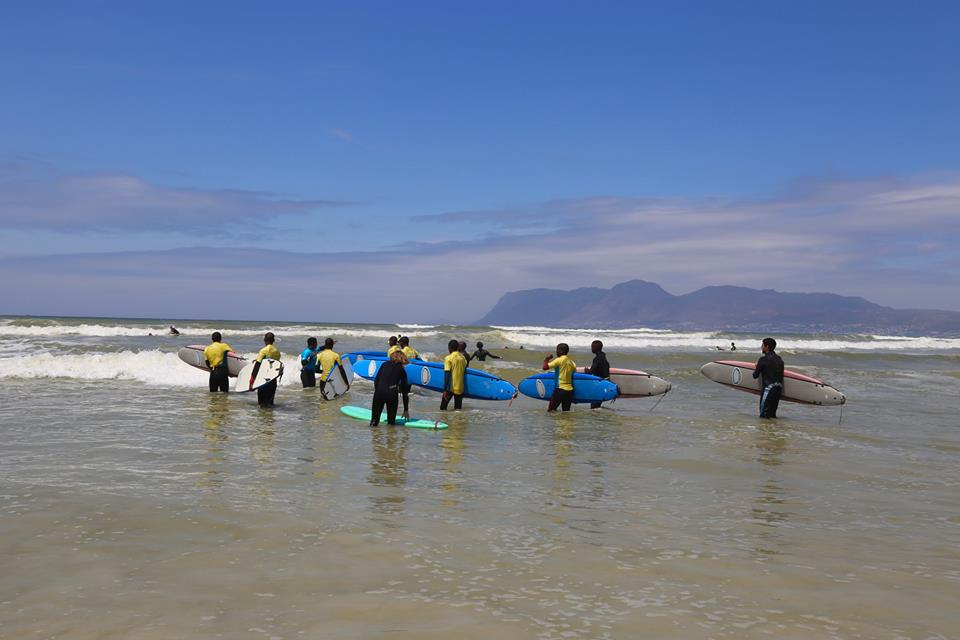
left=477, top=280, right=960, bottom=334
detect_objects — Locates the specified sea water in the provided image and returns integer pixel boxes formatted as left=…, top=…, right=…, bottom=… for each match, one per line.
left=0, top=316, right=957, bottom=639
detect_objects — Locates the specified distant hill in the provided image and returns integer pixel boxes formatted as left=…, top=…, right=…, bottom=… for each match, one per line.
left=478, top=280, right=960, bottom=334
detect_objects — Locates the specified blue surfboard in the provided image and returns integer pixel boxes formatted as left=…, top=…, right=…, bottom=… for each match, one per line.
left=518, top=372, right=620, bottom=404
left=343, top=352, right=516, bottom=401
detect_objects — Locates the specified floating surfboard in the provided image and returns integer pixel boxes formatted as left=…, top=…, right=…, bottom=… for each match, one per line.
left=178, top=344, right=246, bottom=377
left=340, top=405, right=448, bottom=430
left=699, top=360, right=846, bottom=406
left=235, top=358, right=284, bottom=393
left=343, top=352, right=515, bottom=401
left=518, top=372, right=620, bottom=404
left=576, top=366, right=671, bottom=398
left=320, top=359, right=354, bottom=400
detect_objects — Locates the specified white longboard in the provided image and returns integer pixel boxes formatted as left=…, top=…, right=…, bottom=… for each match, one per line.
left=576, top=366, right=671, bottom=398
left=320, top=359, right=354, bottom=400
left=178, top=345, right=246, bottom=377
left=700, top=360, right=845, bottom=406
left=235, top=358, right=284, bottom=393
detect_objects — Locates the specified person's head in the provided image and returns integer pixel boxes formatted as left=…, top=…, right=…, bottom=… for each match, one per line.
left=556, top=343, right=569, bottom=356
left=388, top=336, right=398, bottom=346
left=762, top=337, right=776, bottom=353
left=731, top=342, right=736, bottom=347
left=399, top=336, right=410, bottom=347
left=324, top=337, right=335, bottom=349
left=390, top=350, right=408, bottom=365
left=591, top=340, right=603, bottom=354
left=447, top=339, right=459, bottom=353
left=264, top=332, right=275, bottom=345
left=211, top=331, right=222, bottom=342
left=307, top=337, right=317, bottom=349
left=476, top=341, right=484, bottom=349
left=458, top=341, right=467, bottom=351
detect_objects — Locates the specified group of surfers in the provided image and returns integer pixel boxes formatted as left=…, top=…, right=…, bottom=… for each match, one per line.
left=199, top=332, right=787, bottom=424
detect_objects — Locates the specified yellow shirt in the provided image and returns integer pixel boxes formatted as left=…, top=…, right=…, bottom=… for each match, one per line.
left=203, top=342, right=233, bottom=369
left=443, top=351, right=467, bottom=395
left=317, top=349, right=342, bottom=377
left=256, top=344, right=281, bottom=362
left=546, top=355, right=576, bottom=391
left=387, top=345, right=402, bottom=356
left=402, top=346, right=420, bottom=360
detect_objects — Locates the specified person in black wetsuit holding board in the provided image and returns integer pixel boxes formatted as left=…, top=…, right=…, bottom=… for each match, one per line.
left=370, top=350, right=410, bottom=426
left=472, top=341, right=501, bottom=362
left=584, top=340, right=610, bottom=409
left=753, top=337, right=785, bottom=418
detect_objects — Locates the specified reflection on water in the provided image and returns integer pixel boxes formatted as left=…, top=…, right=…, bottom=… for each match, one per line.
left=750, top=425, right=791, bottom=558
left=367, top=422, right=408, bottom=518
left=440, top=415, right=467, bottom=506
left=198, top=394, right=230, bottom=493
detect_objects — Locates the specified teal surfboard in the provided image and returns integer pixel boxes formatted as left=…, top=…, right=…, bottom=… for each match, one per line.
left=340, top=405, right=448, bottom=430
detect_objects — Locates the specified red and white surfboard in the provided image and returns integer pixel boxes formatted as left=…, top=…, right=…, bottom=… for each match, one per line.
left=700, top=360, right=845, bottom=406
left=576, top=367, right=671, bottom=398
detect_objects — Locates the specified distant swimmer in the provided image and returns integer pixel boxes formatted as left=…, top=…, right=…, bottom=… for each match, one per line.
left=300, top=337, right=319, bottom=388
left=543, top=343, right=576, bottom=412
left=253, top=332, right=281, bottom=407
left=442, top=339, right=467, bottom=411
left=203, top=331, right=233, bottom=393
left=386, top=335, right=401, bottom=357
left=399, top=336, right=421, bottom=361
left=472, top=341, right=501, bottom=362
left=169, top=326, right=180, bottom=336
left=584, top=340, right=610, bottom=409
left=458, top=340, right=473, bottom=365
left=316, top=338, right=342, bottom=398
left=753, top=337, right=784, bottom=419
left=730, top=342, right=737, bottom=351
left=370, top=350, right=410, bottom=426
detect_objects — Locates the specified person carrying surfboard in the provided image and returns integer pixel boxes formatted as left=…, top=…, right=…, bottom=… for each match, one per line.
left=316, top=338, right=343, bottom=399
left=584, top=340, right=610, bottom=409
left=472, top=341, right=501, bottom=362
left=441, top=339, right=467, bottom=410
left=543, top=343, right=576, bottom=412
left=399, top=336, right=421, bottom=361
left=203, top=332, right=233, bottom=393
left=253, top=332, right=282, bottom=407
left=753, top=337, right=784, bottom=418
left=300, top=337, right=319, bottom=388
left=370, top=350, right=410, bottom=426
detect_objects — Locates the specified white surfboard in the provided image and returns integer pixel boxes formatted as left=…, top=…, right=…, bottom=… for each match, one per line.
left=700, top=360, right=845, bottom=406
left=320, top=359, right=354, bottom=400
left=576, top=366, right=671, bottom=398
left=178, top=345, right=246, bottom=377
left=235, top=358, right=284, bottom=393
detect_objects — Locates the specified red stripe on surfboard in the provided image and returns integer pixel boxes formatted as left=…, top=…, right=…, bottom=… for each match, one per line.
left=713, top=360, right=824, bottom=385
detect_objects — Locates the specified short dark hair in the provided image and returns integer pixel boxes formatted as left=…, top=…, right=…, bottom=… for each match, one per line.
left=458, top=341, right=467, bottom=350
left=399, top=336, right=409, bottom=346
left=476, top=341, right=483, bottom=348
left=307, top=337, right=317, bottom=347
left=448, top=339, right=459, bottom=352
left=388, top=336, right=398, bottom=345
left=324, top=337, right=335, bottom=348
left=556, top=342, right=569, bottom=355
left=762, top=337, right=777, bottom=350
left=264, top=332, right=275, bottom=344
left=591, top=340, right=603, bottom=351
left=212, top=332, right=221, bottom=342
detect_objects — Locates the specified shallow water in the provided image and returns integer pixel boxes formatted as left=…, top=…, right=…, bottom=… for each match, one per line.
left=1, top=317, right=958, bottom=638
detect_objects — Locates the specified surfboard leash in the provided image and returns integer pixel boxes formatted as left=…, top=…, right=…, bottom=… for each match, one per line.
left=648, top=388, right=669, bottom=413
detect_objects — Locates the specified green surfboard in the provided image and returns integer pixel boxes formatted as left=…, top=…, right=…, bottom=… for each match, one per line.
left=340, top=405, right=448, bottom=430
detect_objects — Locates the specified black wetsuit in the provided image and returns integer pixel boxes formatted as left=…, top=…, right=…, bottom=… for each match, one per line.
left=586, top=351, right=610, bottom=409
left=753, top=351, right=785, bottom=418
left=209, top=365, right=229, bottom=393
left=371, top=361, right=410, bottom=426
left=471, top=347, right=501, bottom=362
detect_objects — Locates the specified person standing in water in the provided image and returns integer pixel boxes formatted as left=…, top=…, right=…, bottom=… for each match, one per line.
left=472, top=341, right=501, bottom=362
left=442, top=339, right=467, bottom=410
left=753, top=337, right=784, bottom=418
left=315, top=338, right=343, bottom=398
left=457, top=340, right=473, bottom=365
left=252, top=332, right=282, bottom=407
left=370, top=350, right=410, bottom=426
left=300, top=337, right=319, bottom=388
left=203, top=331, right=233, bottom=393
left=399, top=336, right=421, bottom=361
left=584, top=339, right=610, bottom=409
left=543, top=343, right=576, bottom=412
left=386, top=335, right=401, bottom=357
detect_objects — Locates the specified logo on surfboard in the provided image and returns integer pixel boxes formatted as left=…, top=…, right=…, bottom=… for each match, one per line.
left=732, top=367, right=742, bottom=385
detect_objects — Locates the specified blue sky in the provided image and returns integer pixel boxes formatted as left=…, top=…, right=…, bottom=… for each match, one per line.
left=1, top=1, right=958, bottom=322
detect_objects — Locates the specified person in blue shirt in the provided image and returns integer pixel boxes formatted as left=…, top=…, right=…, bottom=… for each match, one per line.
left=300, top=337, right=319, bottom=388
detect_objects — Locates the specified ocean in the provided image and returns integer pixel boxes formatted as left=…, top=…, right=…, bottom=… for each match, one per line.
left=1, top=316, right=957, bottom=639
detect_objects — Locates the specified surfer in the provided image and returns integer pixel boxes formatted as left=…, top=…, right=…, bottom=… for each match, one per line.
left=203, top=332, right=233, bottom=393
left=370, top=350, right=410, bottom=426
left=387, top=335, right=401, bottom=356
left=458, top=340, right=473, bottom=365
left=543, top=343, right=576, bottom=412
left=472, top=341, right=501, bottom=362
left=169, top=325, right=180, bottom=336
left=730, top=342, right=737, bottom=351
left=399, top=336, right=420, bottom=361
left=584, top=340, right=610, bottom=409
left=442, top=339, right=467, bottom=410
left=753, top=337, right=784, bottom=418
left=253, top=332, right=282, bottom=407
left=300, top=337, right=319, bottom=388
left=316, top=338, right=343, bottom=398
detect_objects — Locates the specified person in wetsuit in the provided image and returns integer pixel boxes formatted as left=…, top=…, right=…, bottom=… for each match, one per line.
left=753, top=337, right=784, bottom=418
left=203, top=331, right=233, bottom=393
left=370, top=350, right=410, bottom=426
left=584, top=339, right=610, bottom=409
left=169, top=325, right=181, bottom=336
left=442, top=339, right=467, bottom=410
left=472, top=341, right=501, bottom=362
left=300, top=337, right=319, bottom=388
left=252, top=332, right=282, bottom=407
left=316, top=338, right=343, bottom=398
left=543, top=343, right=576, bottom=412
